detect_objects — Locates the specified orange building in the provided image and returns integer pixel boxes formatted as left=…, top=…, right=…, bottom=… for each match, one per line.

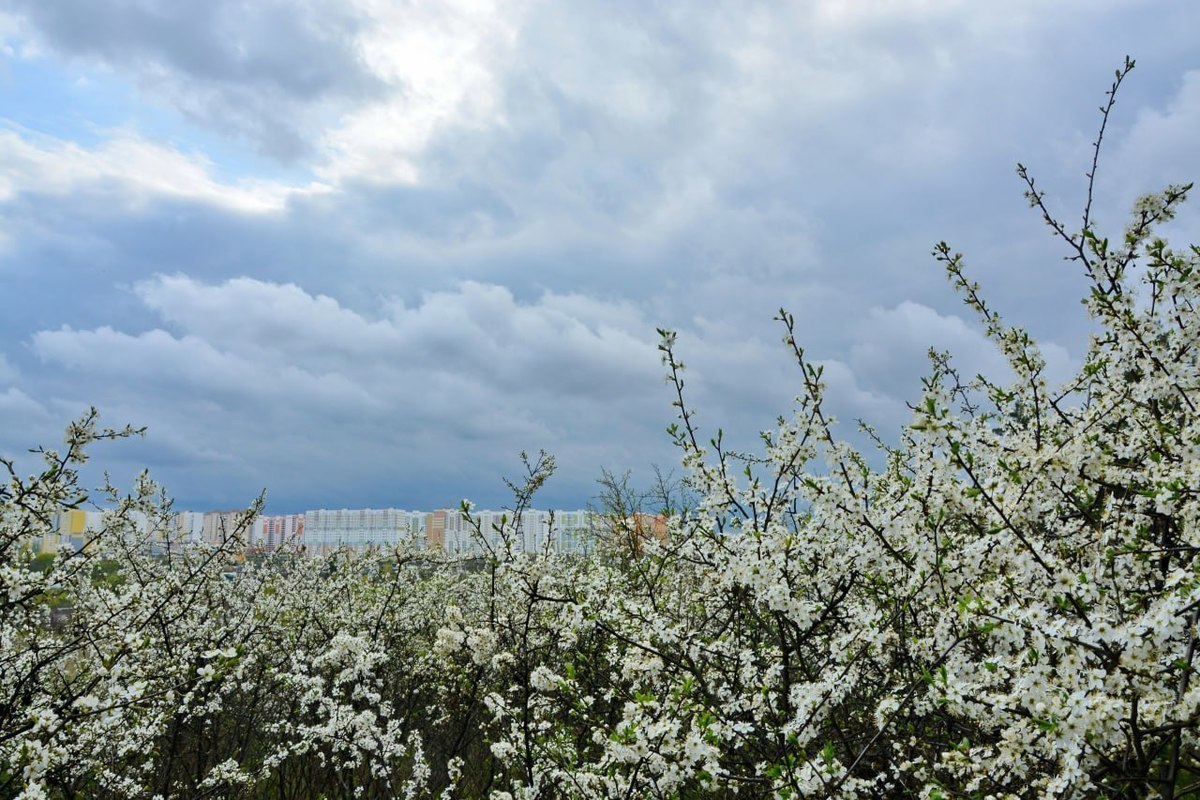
left=425, top=509, right=449, bottom=551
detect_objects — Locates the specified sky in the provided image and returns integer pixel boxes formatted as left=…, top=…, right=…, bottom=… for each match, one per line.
left=1, top=1, right=1198, bottom=514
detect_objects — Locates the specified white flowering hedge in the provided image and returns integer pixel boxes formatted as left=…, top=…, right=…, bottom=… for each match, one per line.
left=4, top=61, right=1200, bottom=798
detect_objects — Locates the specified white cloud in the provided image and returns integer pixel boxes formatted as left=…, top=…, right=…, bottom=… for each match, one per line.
left=316, top=0, right=521, bottom=184
left=812, top=358, right=908, bottom=431
left=849, top=300, right=1080, bottom=405
left=0, top=351, right=16, bottom=383
left=33, top=325, right=383, bottom=414
left=2, top=0, right=382, bottom=160
left=0, top=125, right=327, bottom=213
left=1104, top=69, right=1200, bottom=241
left=667, top=299, right=1085, bottom=449
left=126, top=275, right=659, bottom=392
left=0, top=386, right=48, bottom=421
left=850, top=302, right=1009, bottom=389
left=28, top=275, right=666, bottom=506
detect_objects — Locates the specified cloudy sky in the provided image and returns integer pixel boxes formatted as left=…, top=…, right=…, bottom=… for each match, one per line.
left=1, top=1, right=1198, bottom=513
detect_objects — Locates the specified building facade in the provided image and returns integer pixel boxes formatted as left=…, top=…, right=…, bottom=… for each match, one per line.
left=303, top=508, right=424, bottom=556
left=253, top=514, right=304, bottom=552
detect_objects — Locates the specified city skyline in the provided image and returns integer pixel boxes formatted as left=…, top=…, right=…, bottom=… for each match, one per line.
left=41, top=503, right=621, bottom=558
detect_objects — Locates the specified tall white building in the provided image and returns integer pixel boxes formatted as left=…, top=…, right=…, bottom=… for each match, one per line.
left=303, top=508, right=424, bottom=555
left=552, top=510, right=596, bottom=555
left=437, top=508, right=597, bottom=555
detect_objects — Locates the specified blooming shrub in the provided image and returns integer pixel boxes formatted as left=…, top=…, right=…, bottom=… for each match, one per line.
left=3, top=60, right=1199, bottom=798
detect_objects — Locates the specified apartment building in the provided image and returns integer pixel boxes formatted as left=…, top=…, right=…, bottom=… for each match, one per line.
left=253, top=514, right=304, bottom=552
left=553, top=509, right=597, bottom=555
left=49, top=508, right=197, bottom=555
left=53, top=508, right=106, bottom=553
left=432, top=508, right=598, bottom=556
left=202, top=510, right=254, bottom=547
left=303, top=508, right=424, bottom=556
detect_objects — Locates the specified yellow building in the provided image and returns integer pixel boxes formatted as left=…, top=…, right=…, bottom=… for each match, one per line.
left=53, top=508, right=106, bottom=553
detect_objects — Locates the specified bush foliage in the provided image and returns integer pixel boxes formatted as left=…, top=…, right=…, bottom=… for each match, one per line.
left=4, top=60, right=1200, bottom=798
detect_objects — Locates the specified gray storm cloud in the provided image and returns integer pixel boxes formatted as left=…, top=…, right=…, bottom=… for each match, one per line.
left=1, top=0, right=1197, bottom=510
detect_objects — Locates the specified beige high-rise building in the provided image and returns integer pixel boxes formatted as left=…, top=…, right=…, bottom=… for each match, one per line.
left=202, top=510, right=255, bottom=547
left=425, top=509, right=448, bottom=551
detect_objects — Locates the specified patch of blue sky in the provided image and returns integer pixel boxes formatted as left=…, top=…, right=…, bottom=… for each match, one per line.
left=0, top=53, right=312, bottom=186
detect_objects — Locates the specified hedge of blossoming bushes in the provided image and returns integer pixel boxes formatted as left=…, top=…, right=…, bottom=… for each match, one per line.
left=5, top=60, right=1200, bottom=798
